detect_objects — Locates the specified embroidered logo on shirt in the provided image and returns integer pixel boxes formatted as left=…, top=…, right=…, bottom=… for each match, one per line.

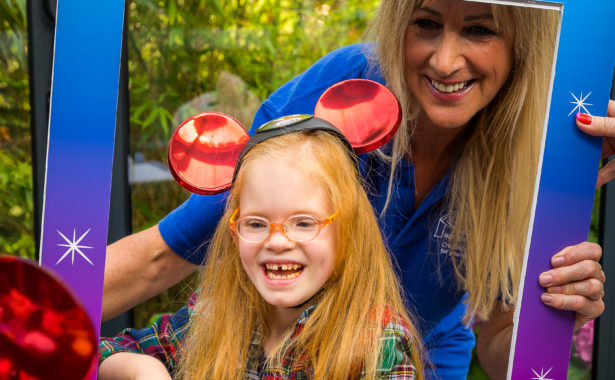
left=433, top=214, right=464, bottom=257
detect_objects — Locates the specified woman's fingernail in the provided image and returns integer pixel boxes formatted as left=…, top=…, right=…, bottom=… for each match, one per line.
left=541, top=293, right=554, bottom=304
left=576, top=113, right=592, bottom=125
left=539, top=273, right=553, bottom=286
left=552, top=255, right=565, bottom=267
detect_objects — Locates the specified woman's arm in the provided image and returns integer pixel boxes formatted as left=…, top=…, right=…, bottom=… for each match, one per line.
left=475, top=305, right=513, bottom=380
left=102, top=225, right=198, bottom=321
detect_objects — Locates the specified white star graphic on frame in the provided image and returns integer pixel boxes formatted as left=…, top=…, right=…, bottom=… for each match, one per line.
left=56, top=228, right=94, bottom=266
left=568, top=91, right=593, bottom=116
left=531, top=367, right=553, bottom=380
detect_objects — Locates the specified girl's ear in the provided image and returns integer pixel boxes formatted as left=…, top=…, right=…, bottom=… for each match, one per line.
left=167, top=112, right=249, bottom=195
left=314, top=79, right=401, bottom=154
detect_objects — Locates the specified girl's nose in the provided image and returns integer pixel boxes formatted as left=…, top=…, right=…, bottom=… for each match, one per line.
left=263, top=227, right=295, bottom=252
left=429, top=31, right=464, bottom=77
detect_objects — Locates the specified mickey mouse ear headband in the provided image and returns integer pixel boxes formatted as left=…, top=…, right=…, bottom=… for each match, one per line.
left=168, top=79, right=401, bottom=195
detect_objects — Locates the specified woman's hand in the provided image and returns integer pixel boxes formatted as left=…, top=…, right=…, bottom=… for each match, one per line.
left=538, top=242, right=605, bottom=330
left=98, top=352, right=173, bottom=380
left=576, top=99, right=615, bottom=187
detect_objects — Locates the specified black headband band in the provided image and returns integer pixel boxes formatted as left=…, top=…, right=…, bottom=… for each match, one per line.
left=232, top=114, right=356, bottom=182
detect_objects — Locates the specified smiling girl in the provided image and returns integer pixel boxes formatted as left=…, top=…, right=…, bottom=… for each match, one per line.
left=98, top=122, right=423, bottom=379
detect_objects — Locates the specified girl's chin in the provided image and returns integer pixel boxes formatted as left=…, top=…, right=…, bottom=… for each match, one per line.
left=266, top=298, right=310, bottom=309
left=260, top=291, right=317, bottom=309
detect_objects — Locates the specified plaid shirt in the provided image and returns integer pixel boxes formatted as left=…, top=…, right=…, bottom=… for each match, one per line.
left=99, top=293, right=416, bottom=379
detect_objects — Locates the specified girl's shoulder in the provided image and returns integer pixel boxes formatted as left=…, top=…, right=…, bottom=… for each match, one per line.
left=379, top=307, right=414, bottom=350
left=375, top=307, right=417, bottom=380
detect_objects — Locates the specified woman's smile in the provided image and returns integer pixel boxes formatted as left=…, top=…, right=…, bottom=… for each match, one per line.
left=425, top=76, right=477, bottom=101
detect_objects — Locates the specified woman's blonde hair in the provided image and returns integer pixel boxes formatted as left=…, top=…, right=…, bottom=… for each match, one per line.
left=367, top=0, right=559, bottom=321
left=176, top=131, right=424, bottom=379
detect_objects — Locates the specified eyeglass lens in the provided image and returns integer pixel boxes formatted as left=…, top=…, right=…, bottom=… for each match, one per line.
left=237, top=215, right=320, bottom=243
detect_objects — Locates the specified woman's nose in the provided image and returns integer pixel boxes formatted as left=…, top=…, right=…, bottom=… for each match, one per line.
left=429, top=31, right=464, bottom=77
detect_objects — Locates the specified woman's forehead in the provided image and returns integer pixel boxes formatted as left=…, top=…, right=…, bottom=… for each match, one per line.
left=412, top=0, right=501, bottom=16
left=412, top=0, right=513, bottom=33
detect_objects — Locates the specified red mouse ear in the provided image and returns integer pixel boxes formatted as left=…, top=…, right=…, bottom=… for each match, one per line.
left=167, top=112, right=250, bottom=195
left=0, top=256, right=97, bottom=380
left=314, top=79, right=401, bottom=154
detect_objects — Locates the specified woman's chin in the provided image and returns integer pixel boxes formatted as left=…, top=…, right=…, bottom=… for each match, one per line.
left=422, top=111, right=473, bottom=131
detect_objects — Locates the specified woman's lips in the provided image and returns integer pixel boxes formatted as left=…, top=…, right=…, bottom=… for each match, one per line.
left=425, top=76, right=476, bottom=102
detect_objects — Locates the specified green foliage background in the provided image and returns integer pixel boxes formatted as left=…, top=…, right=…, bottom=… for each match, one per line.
left=0, top=0, right=598, bottom=378
left=0, top=0, right=32, bottom=259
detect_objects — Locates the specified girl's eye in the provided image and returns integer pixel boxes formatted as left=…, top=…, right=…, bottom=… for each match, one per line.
left=464, top=25, right=497, bottom=37
left=291, top=218, right=318, bottom=231
left=413, top=18, right=441, bottom=31
left=242, top=219, right=268, bottom=230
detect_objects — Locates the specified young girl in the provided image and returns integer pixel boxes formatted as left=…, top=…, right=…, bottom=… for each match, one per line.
left=98, top=116, right=423, bottom=379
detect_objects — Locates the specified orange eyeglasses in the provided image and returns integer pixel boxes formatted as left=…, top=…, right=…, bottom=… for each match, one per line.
left=229, top=208, right=338, bottom=243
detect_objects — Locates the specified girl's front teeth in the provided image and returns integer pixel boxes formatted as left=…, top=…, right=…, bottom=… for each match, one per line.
left=265, top=263, right=303, bottom=279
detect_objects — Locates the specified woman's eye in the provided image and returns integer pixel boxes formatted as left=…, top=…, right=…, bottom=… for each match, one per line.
left=413, top=18, right=441, bottom=31
left=464, top=25, right=496, bottom=37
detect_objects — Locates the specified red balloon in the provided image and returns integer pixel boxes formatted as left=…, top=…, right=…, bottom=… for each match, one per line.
left=314, top=79, right=401, bottom=154
left=0, top=256, right=96, bottom=380
left=168, top=112, right=249, bottom=195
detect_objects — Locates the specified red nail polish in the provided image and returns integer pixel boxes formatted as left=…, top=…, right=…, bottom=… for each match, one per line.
left=576, top=113, right=592, bottom=125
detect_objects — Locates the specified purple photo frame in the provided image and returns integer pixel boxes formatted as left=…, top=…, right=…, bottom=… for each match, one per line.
left=37, top=1, right=614, bottom=379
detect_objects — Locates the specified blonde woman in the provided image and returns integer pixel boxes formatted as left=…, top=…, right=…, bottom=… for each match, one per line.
left=99, top=125, right=423, bottom=379
left=103, top=1, right=613, bottom=378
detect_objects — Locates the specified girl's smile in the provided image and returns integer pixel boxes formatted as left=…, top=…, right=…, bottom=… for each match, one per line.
left=262, top=262, right=304, bottom=281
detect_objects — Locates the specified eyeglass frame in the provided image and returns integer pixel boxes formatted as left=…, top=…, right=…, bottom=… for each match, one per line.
left=229, top=208, right=339, bottom=243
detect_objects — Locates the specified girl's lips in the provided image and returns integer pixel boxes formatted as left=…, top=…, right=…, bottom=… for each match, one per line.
left=424, top=76, right=476, bottom=102
left=261, top=264, right=305, bottom=285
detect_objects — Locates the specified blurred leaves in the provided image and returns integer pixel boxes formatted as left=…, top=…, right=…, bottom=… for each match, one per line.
left=0, top=148, right=34, bottom=258
left=126, top=0, right=380, bottom=160
left=0, top=0, right=33, bottom=258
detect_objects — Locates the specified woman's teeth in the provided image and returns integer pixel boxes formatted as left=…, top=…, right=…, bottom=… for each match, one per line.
left=265, top=263, right=303, bottom=280
left=430, top=79, right=470, bottom=93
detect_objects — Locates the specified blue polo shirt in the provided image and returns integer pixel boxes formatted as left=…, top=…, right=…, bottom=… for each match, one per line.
left=159, top=43, right=475, bottom=379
